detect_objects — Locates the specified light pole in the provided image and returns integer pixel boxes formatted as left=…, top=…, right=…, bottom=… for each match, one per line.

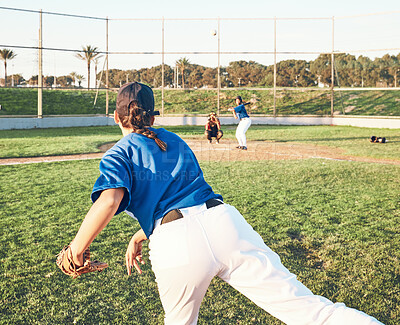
left=212, top=18, right=221, bottom=115
left=161, top=16, right=165, bottom=116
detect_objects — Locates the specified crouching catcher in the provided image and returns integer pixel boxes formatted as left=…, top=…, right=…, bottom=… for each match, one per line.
left=205, top=112, right=223, bottom=143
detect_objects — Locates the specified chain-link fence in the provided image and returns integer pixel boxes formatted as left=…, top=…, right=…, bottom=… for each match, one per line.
left=0, top=6, right=399, bottom=117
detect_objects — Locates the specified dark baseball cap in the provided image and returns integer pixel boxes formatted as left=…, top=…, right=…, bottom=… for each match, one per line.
left=116, top=82, right=160, bottom=117
left=235, top=96, right=242, bottom=101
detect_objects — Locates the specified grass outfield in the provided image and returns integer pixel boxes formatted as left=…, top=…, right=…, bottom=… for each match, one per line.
left=1, top=125, right=400, bottom=160
left=0, top=159, right=399, bottom=324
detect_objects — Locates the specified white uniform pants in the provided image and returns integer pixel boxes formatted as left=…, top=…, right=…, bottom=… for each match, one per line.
left=235, top=117, right=251, bottom=147
left=149, top=203, right=383, bottom=325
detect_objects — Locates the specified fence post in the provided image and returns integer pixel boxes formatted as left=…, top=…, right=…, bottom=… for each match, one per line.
left=273, top=16, right=277, bottom=117
left=217, top=17, right=221, bottom=116
left=38, top=9, right=43, bottom=118
left=162, top=16, right=165, bottom=117
left=106, top=17, right=109, bottom=117
left=331, top=16, right=335, bottom=117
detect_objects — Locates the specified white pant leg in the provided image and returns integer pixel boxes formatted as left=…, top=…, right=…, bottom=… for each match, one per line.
left=235, top=118, right=251, bottom=147
left=148, top=206, right=219, bottom=325
left=205, top=205, right=383, bottom=325
left=149, top=204, right=383, bottom=325
left=235, top=123, right=243, bottom=146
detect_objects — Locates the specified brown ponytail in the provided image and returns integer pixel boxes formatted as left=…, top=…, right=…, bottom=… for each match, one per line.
left=119, top=101, right=167, bottom=151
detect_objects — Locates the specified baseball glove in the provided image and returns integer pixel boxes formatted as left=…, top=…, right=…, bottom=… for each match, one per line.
left=56, top=245, right=108, bottom=279
left=370, top=136, right=386, bottom=143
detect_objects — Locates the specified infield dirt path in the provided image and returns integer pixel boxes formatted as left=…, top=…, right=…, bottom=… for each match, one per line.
left=1, top=139, right=399, bottom=165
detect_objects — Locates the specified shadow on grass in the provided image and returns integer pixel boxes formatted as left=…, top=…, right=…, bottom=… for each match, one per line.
left=283, top=232, right=325, bottom=272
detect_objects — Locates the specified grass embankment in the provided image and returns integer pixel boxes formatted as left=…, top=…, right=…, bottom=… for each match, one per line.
left=0, top=159, right=398, bottom=324
left=0, top=88, right=114, bottom=115
left=0, top=125, right=399, bottom=161
left=333, top=90, right=400, bottom=116
left=0, top=87, right=399, bottom=116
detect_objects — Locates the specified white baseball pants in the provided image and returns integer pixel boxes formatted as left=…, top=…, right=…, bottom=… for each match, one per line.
left=235, top=117, right=251, bottom=147
left=149, top=203, right=383, bottom=325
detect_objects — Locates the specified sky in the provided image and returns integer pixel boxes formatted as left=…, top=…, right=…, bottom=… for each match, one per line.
left=0, top=0, right=399, bottom=86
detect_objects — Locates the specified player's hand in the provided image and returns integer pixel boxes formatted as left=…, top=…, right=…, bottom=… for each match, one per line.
left=68, top=241, right=85, bottom=266
left=125, top=229, right=147, bottom=275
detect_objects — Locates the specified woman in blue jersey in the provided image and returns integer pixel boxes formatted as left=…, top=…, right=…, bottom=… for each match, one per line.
left=62, top=82, right=382, bottom=325
left=228, top=95, right=251, bottom=150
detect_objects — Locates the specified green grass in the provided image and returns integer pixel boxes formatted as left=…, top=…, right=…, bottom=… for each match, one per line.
left=1, top=125, right=399, bottom=161
left=0, top=126, right=122, bottom=158
left=1, top=87, right=400, bottom=116
left=247, top=125, right=400, bottom=160
left=334, top=90, right=400, bottom=116
left=0, top=88, right=116, bottom=116
left=0, top=159, right=399, bottom=324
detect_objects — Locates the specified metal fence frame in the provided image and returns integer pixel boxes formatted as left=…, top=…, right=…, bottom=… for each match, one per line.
left=1, top=6, right=400, bottom=118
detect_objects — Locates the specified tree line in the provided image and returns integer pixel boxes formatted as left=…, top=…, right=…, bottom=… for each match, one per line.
left=101, top=53, right=399, bottom=89
left=1, top=46, right=400, bottom=89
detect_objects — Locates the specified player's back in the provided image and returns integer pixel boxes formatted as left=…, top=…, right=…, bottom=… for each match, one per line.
left=92, top=127, right=221, bottom=237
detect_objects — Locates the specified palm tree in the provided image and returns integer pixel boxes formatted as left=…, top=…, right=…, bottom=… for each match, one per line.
left=75, top=74, right=85, bottom=88
left=75, top=45, right=101, bottom=90
left=69, top=71, right=78, bottom=87
left=176, top=57, right=190, bottom=89
left=0, top=49, right=17, bottom=87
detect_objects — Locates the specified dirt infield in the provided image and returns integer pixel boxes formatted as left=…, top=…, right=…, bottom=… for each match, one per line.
left=185, top=140, right=400, bottom=165
left=1, top=139, right=399, bottom=165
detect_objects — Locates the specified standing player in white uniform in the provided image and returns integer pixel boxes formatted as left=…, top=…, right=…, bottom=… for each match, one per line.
left=60, top=82, right=383, bottom=325
left=228, top=95, right=252, bottom=150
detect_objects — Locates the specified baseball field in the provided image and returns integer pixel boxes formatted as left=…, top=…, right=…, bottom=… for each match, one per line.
left=1, top=125, right=399, bottom=324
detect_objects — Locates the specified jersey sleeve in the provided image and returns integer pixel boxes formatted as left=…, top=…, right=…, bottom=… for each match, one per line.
left=234, top=104, right=242, bottom=114
left=91, top=153, right=132, bottom=215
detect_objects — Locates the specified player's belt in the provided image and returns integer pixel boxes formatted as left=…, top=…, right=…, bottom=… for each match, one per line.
left=161, top=199, right=223, bottom=225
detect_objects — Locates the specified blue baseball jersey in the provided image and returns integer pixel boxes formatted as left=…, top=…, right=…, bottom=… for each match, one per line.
left=234, top=104, right=250, bottom=120
left=91, top=128, right=223, bottom=238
